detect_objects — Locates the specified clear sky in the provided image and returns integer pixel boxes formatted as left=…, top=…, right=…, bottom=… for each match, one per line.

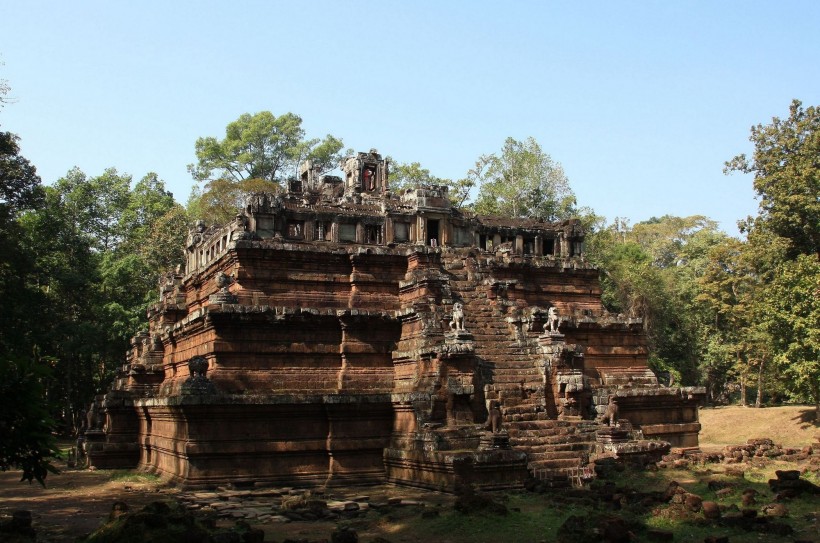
left=2, top=1, right=819, bottom=234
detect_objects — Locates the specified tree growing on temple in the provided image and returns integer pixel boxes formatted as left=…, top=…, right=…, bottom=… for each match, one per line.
left=188, top=111, right=345, bottom=224
left=388, top=159, right=474, bottom=208
left=472, top=137, right=576, bottom=220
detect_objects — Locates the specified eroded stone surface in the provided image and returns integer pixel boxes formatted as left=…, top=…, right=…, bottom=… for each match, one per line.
left=87, top=149, right=704, bottom=490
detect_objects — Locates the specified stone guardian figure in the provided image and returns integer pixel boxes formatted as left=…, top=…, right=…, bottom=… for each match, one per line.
left=546, top=306, right=561, bottom=333
left=450, top=302, right=466, bottom=332
left=603, top=395, right=619, bottom=427
left=485, top=401, right=503, bottom=433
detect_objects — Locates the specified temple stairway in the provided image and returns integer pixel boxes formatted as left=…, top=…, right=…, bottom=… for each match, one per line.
left=444, top=255, right=600, bottom=485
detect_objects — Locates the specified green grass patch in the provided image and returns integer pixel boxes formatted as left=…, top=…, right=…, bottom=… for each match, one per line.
left=107, top=470, right=161, bottom=484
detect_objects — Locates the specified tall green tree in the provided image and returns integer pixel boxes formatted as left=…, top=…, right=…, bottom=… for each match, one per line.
left=54, top=167, right=131, bottom=252
left=762, top=254, right=820, bottom=416
left=724, top=99, right=820, bottom=416
left=189, top=111, right=344, bottom=184
left=725, top=99, right=820, bottom=260
left=0, top=129, right=59, bottom=484
left=187, top=111, right=344, bottom=224
left=473, top=137, right=576, bottom=220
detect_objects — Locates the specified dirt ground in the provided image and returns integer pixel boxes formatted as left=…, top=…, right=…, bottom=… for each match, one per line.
left=2, top=406, right=818, bottom=542
left=0, top=463, right=178, bottom=542
left=0, top=461, right=453, bottom=543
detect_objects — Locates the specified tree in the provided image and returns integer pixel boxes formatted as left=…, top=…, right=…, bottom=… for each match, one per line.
left=762, top=254, right=820, bottom=417
left=0, top=356, right=60, bottom=484
left=189, top=111, right=344, bottom=185
left=187, top=112, right=344, bottom=224
left=725, top=99, right=820, bottom=259
left=387, top=160, right=473, bottom=208
left=0, top=58, right=12, bottom=109
left=1, top=131, right=44, bottom=213
left=472, top=137, right=576, bottom=220
left=723, top=100, right=820, bottom=416
left=54, top=167, right=131, bottom=252
left=586, top=215, right=727, bottom=387
left=0, top=130, right=59, bottom=484
left=187, top=177, right=281, bottom=226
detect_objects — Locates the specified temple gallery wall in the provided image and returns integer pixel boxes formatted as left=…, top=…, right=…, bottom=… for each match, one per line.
left=85, top=149, right=704, bottom=491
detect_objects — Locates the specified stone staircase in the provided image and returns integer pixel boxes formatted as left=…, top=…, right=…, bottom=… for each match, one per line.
left=443, top=252, right=600, bottom=486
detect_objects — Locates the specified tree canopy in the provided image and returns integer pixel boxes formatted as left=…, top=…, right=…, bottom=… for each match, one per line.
left=725, top=99, right=820, bottom=259
left=187, top=111, right=345, bottom=224
left=472, top=137, right=577, bottom=220
left=188, top=111, right=344, bottom=185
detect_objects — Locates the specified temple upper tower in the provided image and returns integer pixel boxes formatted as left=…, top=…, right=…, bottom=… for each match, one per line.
left=341, top=149, right=389, bottom=197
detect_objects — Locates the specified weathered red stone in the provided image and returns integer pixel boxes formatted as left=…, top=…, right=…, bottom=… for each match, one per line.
left=87, top=150, right=705, bottom=490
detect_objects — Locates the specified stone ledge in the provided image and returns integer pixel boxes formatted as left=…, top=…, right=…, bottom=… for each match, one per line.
left=135, top=392, right=394, bottom=407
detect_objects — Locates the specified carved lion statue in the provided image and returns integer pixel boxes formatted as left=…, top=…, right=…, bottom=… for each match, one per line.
left=450, top=302, right=465, bottom=332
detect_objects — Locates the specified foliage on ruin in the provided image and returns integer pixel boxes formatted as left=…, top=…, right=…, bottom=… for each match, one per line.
left=388, top=159, right=474, bottom=208
left=187, top=111, right=345, bottom=224
left=472, top=136, right=577, bottom=220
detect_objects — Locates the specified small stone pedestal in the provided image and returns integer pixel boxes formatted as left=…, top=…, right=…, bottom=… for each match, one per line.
left=441, top=330, right=475, bottom=358
left=479, top=431, right=511, bottom=450
left=597, top=426, right=630, bottom=444
left=539, top=332, right=565, bottom=345
left=208, top=288, right=238, bottom=305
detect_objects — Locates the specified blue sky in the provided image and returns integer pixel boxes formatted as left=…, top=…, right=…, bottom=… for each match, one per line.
left=2, top=1, right=819, bottom=234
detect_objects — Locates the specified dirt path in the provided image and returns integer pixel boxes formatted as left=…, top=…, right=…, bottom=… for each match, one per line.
left=0, top=461, right=452, bottom=543
left=0, top=463, right=175, bottom=542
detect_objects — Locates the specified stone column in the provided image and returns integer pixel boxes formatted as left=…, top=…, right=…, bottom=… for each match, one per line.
left=385, top=217, right=394, bottom=243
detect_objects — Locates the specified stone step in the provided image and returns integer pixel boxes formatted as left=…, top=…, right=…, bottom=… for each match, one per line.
left=502, top=405, right=548, bottom=416
left=524, top=443, right=594, bottom=456
left=515, top=442, right=594, bottom=455
left=504, top=412, right=552, bottom=423
left=528, top=458, right=583, bottom=470
left=508, top=432, right=593, bottom=444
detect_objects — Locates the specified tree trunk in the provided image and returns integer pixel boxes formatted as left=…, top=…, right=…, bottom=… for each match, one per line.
left=737, top=352, right=747, bottom=407
left=755, top=358, right=765, bottom=408
left=739, top=369, right=747, bottom=407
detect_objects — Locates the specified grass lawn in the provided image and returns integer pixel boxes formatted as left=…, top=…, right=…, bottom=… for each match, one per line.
left=699, top=405, right=819, bottom=448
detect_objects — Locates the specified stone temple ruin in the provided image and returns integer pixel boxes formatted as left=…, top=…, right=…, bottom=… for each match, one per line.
left=86, top=149, right=705, bottom=491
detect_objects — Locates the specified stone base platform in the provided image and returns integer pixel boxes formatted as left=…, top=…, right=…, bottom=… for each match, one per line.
left=383, top=447, right=529, bottom=492
left=131, top=393, right=395, bottom=489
